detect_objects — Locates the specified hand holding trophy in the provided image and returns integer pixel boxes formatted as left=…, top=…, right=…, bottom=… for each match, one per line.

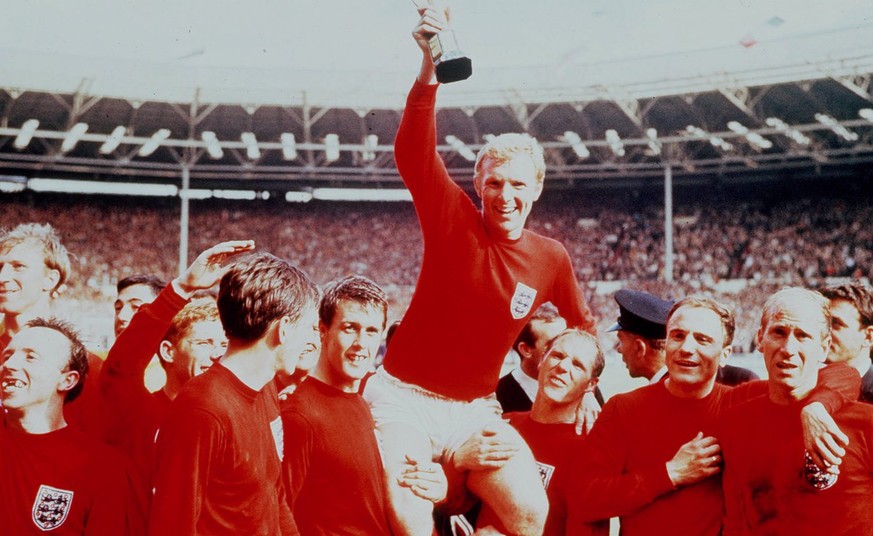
left=411, top=0, right=472, bottom=84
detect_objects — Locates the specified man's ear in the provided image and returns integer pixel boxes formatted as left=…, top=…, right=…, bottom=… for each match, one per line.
left=42, top=268, right=60, bottom=294
left=517, top=341, right=534, bottom=361
left=57, top=370, right=80, bottom=395
left=755, top=326, right=764, bottom=354
left=820, top=334, right=832, bottom=364
left=318, top=319, right=330, bottom=344
left=863, top=325, right=873, bottom=349
left=719, top=346, right=733, bottom=367
left=276, top=315, right=290, bottom=345
left=158, top=340, right=175, bottom=364
left=633, top=337, right=647, bottom=359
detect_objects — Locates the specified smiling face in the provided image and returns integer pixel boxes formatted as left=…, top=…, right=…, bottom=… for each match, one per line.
left=475, top=155, right=543, bottom=241
left=537, top=331, right=601, bottom=406
left=665, top=305, right=730, bottom=398
left=0, top=326, right=77, bottom=411
left=758, top=292, right=831, bottom=400
left=0, top=242, right=59, bottom=316
left=167, top=319, right=228, bottom=382
left=317, top=299, right=384, bottom=393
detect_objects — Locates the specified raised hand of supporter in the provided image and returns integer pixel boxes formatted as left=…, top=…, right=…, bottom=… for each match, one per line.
left=397, top=455, right=448, bottom=504
left=801, top=401, right=849, bottom=474
left=665, top=431, right=722, bottom=487
left=175, top=240, right=255, bottom=295
left=452, top=423, right=519, bottom=471
left=574, top=390, right=601, bottom=436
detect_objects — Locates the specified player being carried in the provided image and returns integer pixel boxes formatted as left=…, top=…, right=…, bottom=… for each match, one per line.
left=362, top=2, right=597, bottom=534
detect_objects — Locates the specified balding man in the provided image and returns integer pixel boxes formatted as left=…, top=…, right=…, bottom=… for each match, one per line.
left=721, top=287, right=873, bottom=534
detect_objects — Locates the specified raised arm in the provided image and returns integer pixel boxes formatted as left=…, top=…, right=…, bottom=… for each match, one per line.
left=102, top=241, right=254, bottom=397
left=394, top=3, right=469, bottom=227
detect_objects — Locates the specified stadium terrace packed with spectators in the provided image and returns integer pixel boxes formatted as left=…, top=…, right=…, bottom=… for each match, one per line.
left=2, top=187, right=870, bottom=354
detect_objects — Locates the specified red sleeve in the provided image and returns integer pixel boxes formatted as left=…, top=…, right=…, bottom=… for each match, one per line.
left=149, top=408, right=222, bottom=535
left=566, top=397, right=675, bottom=523
left=101, top=284, right=187, bottom=399
left=281, top=409, right=315, bottom=513
left=100, top=284, right=187, bottom=442
left=394, top=80, right=464, bottom=233
left=721, top=379, right=768, bottom=410
left=550, top=246, right=597, bottom=335
left=808, top=362, right=862, bottom=412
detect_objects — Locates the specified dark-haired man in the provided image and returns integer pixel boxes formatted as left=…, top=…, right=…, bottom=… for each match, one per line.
left=0, top=318, right=130, bottom=534
left=496, top=303, right=567, bottom=413
left=114, top=274, right=164, bottom=337
left=821, top=281, right=873, bottom=402
left=102, top=241, right=250, bottom=531
left=282, top=275, right=396, bottom=535
left=149, top=252, right=320, bottom=535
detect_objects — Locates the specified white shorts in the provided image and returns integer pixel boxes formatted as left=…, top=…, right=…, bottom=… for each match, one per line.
left=362, top=367, right=504, bottom=463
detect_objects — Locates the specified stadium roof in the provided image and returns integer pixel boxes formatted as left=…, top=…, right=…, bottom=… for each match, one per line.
left=0, top=0, right=872, bottom=193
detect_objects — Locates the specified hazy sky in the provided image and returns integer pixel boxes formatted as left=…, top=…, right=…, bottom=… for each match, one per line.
left=3, top=0, right=872, bottom=105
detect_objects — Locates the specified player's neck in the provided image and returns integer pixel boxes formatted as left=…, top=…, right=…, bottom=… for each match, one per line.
left=311, top=361, right=360, bottom=394
left=5, top=403, right=66, bottom=434
left=161, top=374, right=185, bottom=401
left=531, top=397, right=576, bottom=424
left=664, top=377, right=715, bottom=400
left=221, top=339, right=275, bottom=392
left=2, top=301, right=52, bottom=335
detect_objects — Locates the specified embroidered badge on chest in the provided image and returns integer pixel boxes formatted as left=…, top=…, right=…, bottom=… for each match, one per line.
left=32, top=484, right=74, bottom=531
left=536, top=461, right=556, bottom=489
left=510, top=282, right=537, bottom=320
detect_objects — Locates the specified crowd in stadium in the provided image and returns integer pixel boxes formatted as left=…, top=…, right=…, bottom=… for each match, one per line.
left=4, top=192, right=871, bottom=299
left=3, top=190, right=870, bottom=356
left=2, top=5, right=873, bottom=536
